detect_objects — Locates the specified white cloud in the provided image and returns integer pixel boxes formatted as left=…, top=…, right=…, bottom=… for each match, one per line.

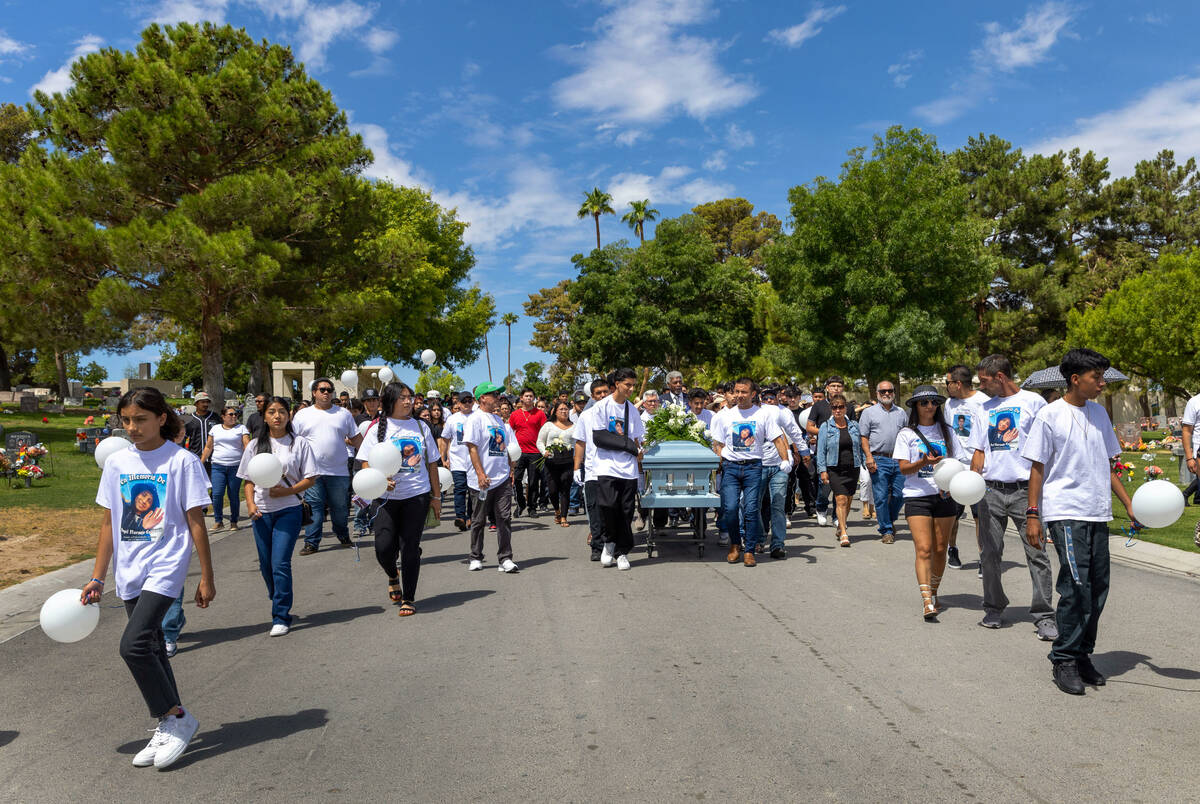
left=1031, top=74, right=1200, bottom=178
left=293, top=2, right=372, bottom=69
left=551, top=0, right=757, bottom=124
left=766, top=4, right=846, bottom=49
left=979, top=2, right=1074, bottom=71
left=144, top=0, right=230, bottom=24
left=726, top=122, right=754, bottom=149
left=362, top=27, right=398, bottom=54
left=887, top=49, right=923, bottom=88
left=0, top=30, right=33, bottom=56
left=915, top=2, right=1075, bottom=124
left=608, top=164, right=733, bottom=209
left=704, top=150, right=727, bottom=171
left=615, top=129, right=645, bottom=147
left=30, top=35, right=103, bottom=97
left=443, top=162, right=580, bottom=250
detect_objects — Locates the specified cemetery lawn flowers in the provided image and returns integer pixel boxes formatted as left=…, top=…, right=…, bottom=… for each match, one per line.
left=16, top=463, right=45, bottom=479
left=1143, top=465, right=1164, bottom=479
left=644, top=403, right=711, bottom=448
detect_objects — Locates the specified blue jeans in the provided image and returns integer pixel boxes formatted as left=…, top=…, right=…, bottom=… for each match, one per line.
left=759, top=464, right=789, bottom=551
left=569, top=480, right=583, bottom=510
left=303, top=474, right=351, bottom=548
left=161, top=593, right=185, bottom=642
left=452, top=469, right=472, bottom=521
left=210, top=462, right=242, bottom=525
left=720, top=460, right=763, bottom=550
left=869, top=456, right=905, bottom=535
left=253, top=506, right=303, bottom=626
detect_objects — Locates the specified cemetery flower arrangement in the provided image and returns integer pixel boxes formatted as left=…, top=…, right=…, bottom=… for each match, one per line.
left=16, top=463, right=45, bottom=479
left=644, top=403, right=711, bottom=447
left=1143, top=465, right=1164, bottom=479
left=534, top=437, right=570, bottom=469
left=20, top=444, right=47, bottom=460
left=1113, top=459, right=1135, bottom=481
left=0, top=449, right=10, bottom=473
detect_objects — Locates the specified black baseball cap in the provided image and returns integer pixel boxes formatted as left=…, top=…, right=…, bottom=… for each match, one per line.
left=361, top=388, right=379, bottom=400
left=572, top=391, right=587, bottom=403
left=457, top=391, right=475, bottom=403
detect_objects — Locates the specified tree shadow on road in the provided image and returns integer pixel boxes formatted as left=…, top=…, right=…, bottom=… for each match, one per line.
left=117, top=708, right=329, bottom=769
left=178, top=606, right=385, bottom=648
left=1092, top=650, right=1200, bottom=687
left=417, top=589, right=495, bottom=613
left=0, top=731, right=16, bottom=749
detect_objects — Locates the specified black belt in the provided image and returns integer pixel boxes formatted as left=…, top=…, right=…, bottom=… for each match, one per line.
left=985, top=479, right=1028, bottom=491
left=727, top=459, right=762, bottom=465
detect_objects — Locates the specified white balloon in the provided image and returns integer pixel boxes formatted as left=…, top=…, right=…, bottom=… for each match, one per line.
left=379, top=367, right=395, bottom=383
left=583, top=381, right=592, bottom=396
left=340, top=369, right=359, bottom=389
left=246, top=452, right=284, bottom=488
left=506, top=440, right=522, bottom=461
left=94, top=436, right=132, bottom=469
left=1131, top=479, right=1185, bottom=528
left=420, top=349, right=437, bottom=366
left=437, top=466, right=453, bottom=493
left=948, top=471, right=986, bottom=505
left=40, top=589, right=100, bottom=643
left=797, top=408, right=811, bottom=430
left=353, top=467, right=388, bottom=500
left=369, top=442, right=403, bottom=476
left=933, top=459, right=966, bottom=492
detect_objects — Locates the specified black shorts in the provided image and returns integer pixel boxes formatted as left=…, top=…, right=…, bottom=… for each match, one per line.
left=954, top=502, right=982, bottom=519
left=905, top=494, right=958, bottom=519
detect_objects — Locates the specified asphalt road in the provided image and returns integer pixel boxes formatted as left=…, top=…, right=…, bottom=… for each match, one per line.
left=2, top=508, right=1198, bottom=802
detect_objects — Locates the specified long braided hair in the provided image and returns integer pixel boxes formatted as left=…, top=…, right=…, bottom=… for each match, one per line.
left=375, top=382, right=416, bottom=443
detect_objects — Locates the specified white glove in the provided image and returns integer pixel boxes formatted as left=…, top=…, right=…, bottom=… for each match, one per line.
left=573, top=469, right=583, bottom=485
left=780, top=460, right=793, bottom=475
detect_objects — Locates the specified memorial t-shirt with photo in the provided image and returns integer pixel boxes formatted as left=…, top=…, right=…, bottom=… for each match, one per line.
left=463, top=410, right=517, bottom=490
left=573, top=396, right=645, bottom=480
left=356, top=417, right=439, bottom=501
left=441, top=410, right=474, bottom=473
left=967, top=390, right=1046, bottom=483
left=945, top=391, right=988, bottom=465
left=96, top=441, right=212, bottom=600
left=893, top=424, right=955, bottom=498
left=712, top=404, right=783, bottom=463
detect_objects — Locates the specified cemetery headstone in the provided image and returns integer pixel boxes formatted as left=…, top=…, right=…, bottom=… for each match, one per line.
left=6, top=430, right=36, bottom=451
left=18, top=395, right=38, bottom=413
left=1116, top=422, right=1140, bottom=446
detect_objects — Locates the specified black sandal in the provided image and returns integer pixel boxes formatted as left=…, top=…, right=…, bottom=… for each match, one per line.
left=388, top=579, right=402, bottom=603
left=397, top=601, right=416, bottom=616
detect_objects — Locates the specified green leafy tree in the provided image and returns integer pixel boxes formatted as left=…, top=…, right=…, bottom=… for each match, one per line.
left=414, top=365, right=466, bottom=398
left=500, top=312, right=519, bottom=387
left=577, top=187, right=614, bottom=250
left=78, top=360, right=108, bottom=387
left=523, top=279, right=583, bottom=389
left=569, top=215, right=763, bottom=374
left=1068, top=252, right=1200, bottom=399
left=691, top=197, right=782, bottom=267
left=764, top=127, right=992, bottom=384
left=1113, top=150, right=1200, bottom=257
left=621, top=199, right=659, bottom=244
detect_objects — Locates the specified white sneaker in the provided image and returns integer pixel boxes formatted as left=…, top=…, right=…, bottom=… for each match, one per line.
left=816, top=512, right=828, bottom=526
left=498, top=558, right=519, bottom=573
left=164, top=640, right=177, bottom=658
left=600, top=543, right=615, bottom=567
left=153, top=708, right=199, bottom=769
left=468, top=559, right=484, bottom=571
left=616, top=554, right=631, bottom=571
left=269, top=624, right=289, bottom=637
left=132, top=721, right=168, bottom=767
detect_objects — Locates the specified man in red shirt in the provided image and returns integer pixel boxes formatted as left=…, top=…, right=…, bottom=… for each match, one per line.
left=509, top=387, right=547, bottom=517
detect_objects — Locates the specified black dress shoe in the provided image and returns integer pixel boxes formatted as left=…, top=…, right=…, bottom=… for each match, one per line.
left=299, top=544, right=318, bottom=556
left=770, top=547, right=787, bottom=560
left=1053, top=660, right=1085, bottom=695
left=1076, top=656, right=1106, bottom=686
left=590, top=550, right=602, bottom=562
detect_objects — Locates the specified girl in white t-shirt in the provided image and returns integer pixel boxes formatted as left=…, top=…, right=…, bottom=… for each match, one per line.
left=82, top=387, right=215, bottom=770
left=893, top=385, right=960, bottom=620
left=355, top=382, right=442, bottom=617
left=201, top=406, right=250, bottom=531
left=237, top=397, right=318, bottom=637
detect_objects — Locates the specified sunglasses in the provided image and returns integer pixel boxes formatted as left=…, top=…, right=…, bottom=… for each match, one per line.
left=878, top=389, right=895, bottom=395
left=918, top=400, right=938, bottom=407
left=831, top=405, right=846, bottom=410
left=314, top=387, right=334, bottom=393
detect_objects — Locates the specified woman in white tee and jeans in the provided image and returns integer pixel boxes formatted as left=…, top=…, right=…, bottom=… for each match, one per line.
left=355, top=382, right=442, bottom=616
left=894, top=385, right=960, bottom=620
left=81, top=387, right=216, bottom=770
left=238, top=397, right=318, bottom=636
left=201, top=405, right=250, bottom=531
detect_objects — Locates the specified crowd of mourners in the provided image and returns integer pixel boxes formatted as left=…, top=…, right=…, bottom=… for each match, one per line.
left=79, top=345, right=1189, bottom=769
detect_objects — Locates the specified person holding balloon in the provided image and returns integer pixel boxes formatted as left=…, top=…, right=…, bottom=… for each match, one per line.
left=81, top=387, right=215, bottom=770
left=892, top=385, right=961, bottom=620
left=237, top=397, right=318, bottom=637
left=1022, top=349, right=1139, bottom=695
left=355, top=381, right=442, bottom=615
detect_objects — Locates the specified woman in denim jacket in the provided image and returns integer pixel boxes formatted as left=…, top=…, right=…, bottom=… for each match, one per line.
left=816, top=393, right=864, bottom=546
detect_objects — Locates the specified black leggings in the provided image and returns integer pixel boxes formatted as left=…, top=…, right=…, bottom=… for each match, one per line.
left=122, top=590, right=182, bottom=718
left=372, top=493, right=429, bottom=601
left=545, top=458, right=573, bottom=518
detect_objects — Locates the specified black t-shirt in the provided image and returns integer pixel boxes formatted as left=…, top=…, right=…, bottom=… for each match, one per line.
left=810, top=399, right=856, bottom=429
left=836, top=426, right=854, bottom=469
left=246, top=411, right=264, bottom=435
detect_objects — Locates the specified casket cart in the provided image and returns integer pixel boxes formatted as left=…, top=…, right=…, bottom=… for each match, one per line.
left=640, top=440, right=720, bottom=559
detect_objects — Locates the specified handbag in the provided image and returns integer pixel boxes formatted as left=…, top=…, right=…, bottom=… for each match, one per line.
left=279, top=476, right=314, bottom=525
left=592, top=401, right=639, bottom=456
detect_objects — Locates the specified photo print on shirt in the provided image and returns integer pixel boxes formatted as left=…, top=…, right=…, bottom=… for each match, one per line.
left=487, top=426, right=506, bottom=456
left=608, top=416, right=626, bottom=436
left=732, top=421, right=757, bottom=451
left=455, top=422, right=464, bottom=443
left=915, top=438, right=947, bottom=478
left=952, top=413, right=972, bottom=439
left=392, top=434, right=423, bottom=473
left=988, top=408, right=1020, bottom=451
left=120, top=473, right=168, bottom=542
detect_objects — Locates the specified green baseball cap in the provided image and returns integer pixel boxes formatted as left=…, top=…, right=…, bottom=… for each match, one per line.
left=474, top=382, right=504, bottom=398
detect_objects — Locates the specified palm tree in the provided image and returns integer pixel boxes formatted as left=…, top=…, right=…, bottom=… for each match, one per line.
left=501, top=312, right=519, bottom=387
left=621, top=199, right=659, bottom=244
left=577, top=187, right=614, bottom=249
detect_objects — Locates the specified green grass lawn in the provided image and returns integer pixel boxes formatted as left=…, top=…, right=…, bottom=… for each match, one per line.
left=1, top=408, right=112, bottom=509
left=1111, top=446, right=1200, bottom=553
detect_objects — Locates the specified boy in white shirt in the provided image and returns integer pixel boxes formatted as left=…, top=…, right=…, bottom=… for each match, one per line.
left=464, top=383, right=520, bottom=572
left=439, top=391, right=476, bottom=531
left=1023, top=348, right=1137, bottom=695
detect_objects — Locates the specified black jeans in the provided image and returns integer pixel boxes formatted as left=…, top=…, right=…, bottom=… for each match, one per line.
left=372, top=493, right=429, bottom=602
left=545, top=457, right=573, bottom=518
left=596, top=476, right=638, bottom=556
left=584, top=477, right=606, bottom=551
left=121, top=590, right=182, bottom=718
left=514, top=452, right=542, bottom=513
left=1047, top=520, right=1110, bottom=663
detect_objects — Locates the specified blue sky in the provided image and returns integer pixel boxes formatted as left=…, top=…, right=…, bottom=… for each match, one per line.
left=3, top=0, right=1199, bottom=391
